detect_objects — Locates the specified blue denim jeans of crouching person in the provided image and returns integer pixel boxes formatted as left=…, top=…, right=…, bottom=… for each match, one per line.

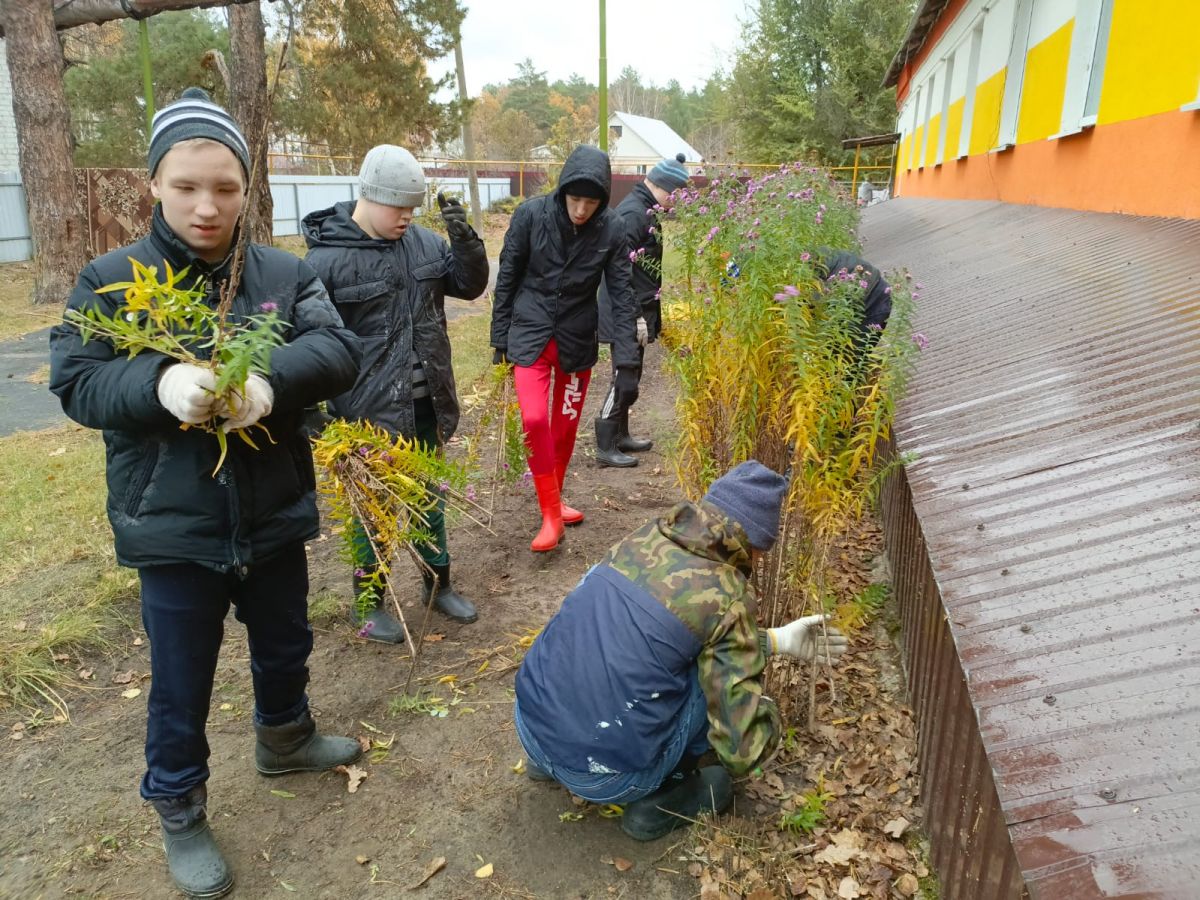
left=137, top=542, right=313, bottom=800
left=514, top=673, right=712, bottom=805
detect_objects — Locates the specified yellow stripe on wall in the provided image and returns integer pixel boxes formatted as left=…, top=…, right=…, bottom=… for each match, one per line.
left=1017, top=19, right=1074, bottom=144
left=943, top=97, right=965, bottom=161
left=1099, top=0, right=1200, bottom=125
left=925, top=113, right=942, bottom=166
left=969, top=68, right=1006, bottom=156
left=911, top=125, right=924, bottom=169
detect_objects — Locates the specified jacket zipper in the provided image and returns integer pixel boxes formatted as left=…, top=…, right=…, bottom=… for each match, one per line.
left=217, top=465, right=246, bottom=575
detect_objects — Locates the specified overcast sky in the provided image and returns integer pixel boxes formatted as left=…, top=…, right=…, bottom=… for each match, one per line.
left=428, top=0, right=756, bottom=96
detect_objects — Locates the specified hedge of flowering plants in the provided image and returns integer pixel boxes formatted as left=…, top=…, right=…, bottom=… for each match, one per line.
left=656, top=163, right=924, bottom=676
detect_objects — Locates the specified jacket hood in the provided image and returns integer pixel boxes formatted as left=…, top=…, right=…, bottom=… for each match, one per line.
left=555, top=144, right=611, bottom=208
left=302, top=200, right=383, bottom=249
left=657, top=500, right=754, bottom=573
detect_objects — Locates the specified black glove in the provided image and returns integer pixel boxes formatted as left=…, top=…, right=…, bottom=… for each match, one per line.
left=492, top=348, right=508, bottom=366
left=438, top=192, right=473, bottom=242
left=614, top=366, right=639, bottom=407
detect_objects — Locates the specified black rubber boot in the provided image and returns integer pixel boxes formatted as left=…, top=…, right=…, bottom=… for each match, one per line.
left=422, top=562, right=478, bottom=624
left=620, top=765, right=733, bottom=841
left=350, top=572, right=405, bottom=643
left=595, top=418, right=637, bottom=468
left=254, top=710, right=362, bottom=776
left=151, top=785, right=234, bottom=899
left=616, top=410, right=653, bottom=453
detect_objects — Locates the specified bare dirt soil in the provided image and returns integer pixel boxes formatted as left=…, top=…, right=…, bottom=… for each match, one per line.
left=0, top=339, right=928, bottom=900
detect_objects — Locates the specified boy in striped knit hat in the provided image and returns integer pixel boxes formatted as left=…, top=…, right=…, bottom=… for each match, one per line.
left=50, top=88, right=364, bottom=898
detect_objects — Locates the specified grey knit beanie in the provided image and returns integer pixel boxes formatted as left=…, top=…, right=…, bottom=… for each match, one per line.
left=702, top=461, right=789, bottom=551
left=148, top=87, right=250, bottom=179
left=648, top=153, right=690, bottom=191
left=358, top=144, right=426, bottom=208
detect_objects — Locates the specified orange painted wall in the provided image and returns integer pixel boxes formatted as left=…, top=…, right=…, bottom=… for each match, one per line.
left=894, top=108, right=1200, bottom=219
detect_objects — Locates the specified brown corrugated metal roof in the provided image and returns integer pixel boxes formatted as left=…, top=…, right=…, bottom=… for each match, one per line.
left=883, top=0, right=954, bottom=87
left=861, top=198, right=1200, bottom=899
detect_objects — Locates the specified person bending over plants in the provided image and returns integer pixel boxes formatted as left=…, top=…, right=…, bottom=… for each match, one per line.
left=513, top=461, right=848, bottom=840
left=49, top=88, right=363, bottom=899
left=490, top=145, right=641, bottom=552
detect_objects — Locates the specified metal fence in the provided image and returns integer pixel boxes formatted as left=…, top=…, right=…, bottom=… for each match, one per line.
left=0, top=172, right=30, bottom=263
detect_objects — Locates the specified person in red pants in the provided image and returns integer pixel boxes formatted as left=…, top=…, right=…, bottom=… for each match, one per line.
left=491, top=145, right=641, bottom=552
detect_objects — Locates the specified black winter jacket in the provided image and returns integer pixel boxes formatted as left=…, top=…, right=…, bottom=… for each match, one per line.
left=49, top=207, right=362, bottom=573
left=598, top=180, right=663, bottom=344
left=302, top=202, right=488, bottom=441
left=491, top=145, right=640, bottom=372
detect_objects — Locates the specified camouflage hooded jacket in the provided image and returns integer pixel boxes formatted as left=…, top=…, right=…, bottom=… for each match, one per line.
left=515, top=500, right=781, bottom=777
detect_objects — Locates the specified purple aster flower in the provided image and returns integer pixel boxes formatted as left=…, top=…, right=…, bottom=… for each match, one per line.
left=884, top=286, right=892, bottom=295
left=465, top=484, right=477, bottom=502
left=354, top=568, right=366, bottom=578
left=259, top=301, right=279, bottom=313
left=783, top=285, right=800, bottom=297
left=699, top=206, right=709, bottom=214
left=801, top=252, right=811, bottom=262
left=912, top=332, right=930, bottom=351
left=774, top=292, right=789, bottom=301
left=438, top=480, right=450, bottom=492
left=628, top=250, right=638, bottom=262
left=867, top=323, right=884, bottom=332
left=357, top=620, right=376, bottom=638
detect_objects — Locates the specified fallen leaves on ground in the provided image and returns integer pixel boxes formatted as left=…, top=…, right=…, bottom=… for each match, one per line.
left=333, top=764, right=367, bottom=793
left=675, top=519, right=933, bottom=899
left=410, top=856, right=446, bottom=889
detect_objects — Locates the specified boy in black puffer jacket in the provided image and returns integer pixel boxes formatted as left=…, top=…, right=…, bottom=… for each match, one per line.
left=304, top=144, right=490, bottom=639
left=49, top=88, right=363, bottom=900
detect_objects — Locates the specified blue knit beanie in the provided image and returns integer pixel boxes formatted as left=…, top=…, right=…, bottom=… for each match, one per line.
left=702, top=461, right=789, bottom=551
left=148, top=87, right=251, bottom=179
left=648, top=153, right=689, bottom=191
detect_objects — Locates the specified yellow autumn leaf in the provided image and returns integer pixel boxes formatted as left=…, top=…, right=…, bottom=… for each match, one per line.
left=474, top=863, right=493, bottom=878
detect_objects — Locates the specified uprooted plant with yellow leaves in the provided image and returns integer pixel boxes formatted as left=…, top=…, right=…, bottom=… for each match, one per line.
left=66, top=258, right=286, bottom=473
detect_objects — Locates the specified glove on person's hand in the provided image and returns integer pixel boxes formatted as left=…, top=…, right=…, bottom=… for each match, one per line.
left=157, top=363, right=219, bottom=425
left=492, top=348, right=509, bottom=366
left=220, top=373, right=274, bottom=433
left=767, top=614, right=849, bottom=662
left=614, top=366, right=639, bottom=407
left=437, top=192, right=473, bottom=242
left=636, top=317, right=649, bottom=347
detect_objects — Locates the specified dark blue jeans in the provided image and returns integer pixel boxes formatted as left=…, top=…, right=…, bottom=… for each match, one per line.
left=137, top=543, right=313, bottom=800
left=514, top=673, right=712, bottom=805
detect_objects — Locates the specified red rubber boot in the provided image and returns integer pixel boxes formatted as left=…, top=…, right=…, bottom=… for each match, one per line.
left=557, top=464, right=584, bottom=526
left=531, top=473, right=565, bottom=552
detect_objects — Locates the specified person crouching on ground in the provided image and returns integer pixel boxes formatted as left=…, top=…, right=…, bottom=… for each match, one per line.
left=594, top=152, right=690, bottom=467
left=490, top=144, right=641, bottom=552
left=49, top=88, right=364, bottom=899
left=303, top=145, right=490, bottom=641
left=513, top=461, right=849, bottom=840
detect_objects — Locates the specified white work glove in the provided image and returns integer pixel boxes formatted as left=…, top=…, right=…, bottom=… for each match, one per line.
left=767, top=614, right=849, bottom=663
left=636, top=316, right=649, bottom=347
left=219, top=373, right=274, bottom=433
left=157, top=363, right=219, bottom=425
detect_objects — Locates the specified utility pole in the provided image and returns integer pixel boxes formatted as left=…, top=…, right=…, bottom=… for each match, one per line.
left=598, top=0, right=607, bottom=152
left=138, top=19, right=155, bottom=135
left=453, top=33, right=483, bottom=233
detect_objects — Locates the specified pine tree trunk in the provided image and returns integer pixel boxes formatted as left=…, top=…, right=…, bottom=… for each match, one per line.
left=4, top=0, right=88, bottom=306
left=229, top=1, right=272, bottom=245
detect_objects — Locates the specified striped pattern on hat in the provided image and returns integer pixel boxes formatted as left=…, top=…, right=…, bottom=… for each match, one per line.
left=148, top=87, right=251, bottom=178
left=648, top=153, right=690, bottom=191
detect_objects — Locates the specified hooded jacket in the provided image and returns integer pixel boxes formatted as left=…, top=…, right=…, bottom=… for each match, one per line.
left=302, top=202, right=488, bottom=441
left=598, top=180, right=664, bottom=344
left=49, top=207, right=362, bottom=572
left=491, top=145, right=640, bottom=372
left=515, top=500, right=781, bottom=777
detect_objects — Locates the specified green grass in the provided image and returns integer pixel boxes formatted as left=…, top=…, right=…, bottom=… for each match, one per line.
left=0, top=262, right=52, bottom=340
left=448, top=309, right=493, bottom=391
left=0, top=426, right=135, bottom=716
